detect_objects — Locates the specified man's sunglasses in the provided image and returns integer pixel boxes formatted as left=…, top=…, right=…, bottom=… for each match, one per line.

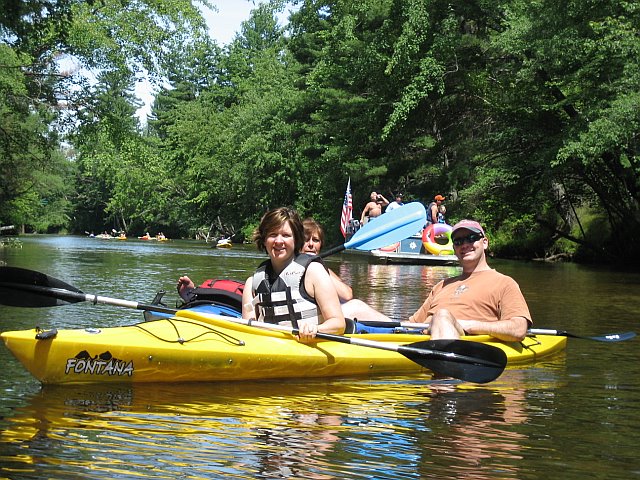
left=452, top=232, right=484, bottom=247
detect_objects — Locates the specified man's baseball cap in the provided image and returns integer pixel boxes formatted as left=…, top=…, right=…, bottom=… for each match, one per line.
left=451, top=219, right=485, bottom=236
left=434, top=194, right=445, bottom=201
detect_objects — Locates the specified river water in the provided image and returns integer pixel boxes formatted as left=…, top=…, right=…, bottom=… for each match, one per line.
left=0, top=235, right=639, bottom=479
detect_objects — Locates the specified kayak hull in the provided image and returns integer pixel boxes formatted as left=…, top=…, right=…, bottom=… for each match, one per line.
left=1, top=311, right=566, bottom=385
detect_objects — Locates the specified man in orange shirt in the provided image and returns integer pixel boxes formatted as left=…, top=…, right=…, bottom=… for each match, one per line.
left=409, top=219, right=531, bottom=341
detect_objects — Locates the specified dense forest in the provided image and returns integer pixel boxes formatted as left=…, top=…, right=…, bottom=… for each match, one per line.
left=1, top=0, right=638, bottom=265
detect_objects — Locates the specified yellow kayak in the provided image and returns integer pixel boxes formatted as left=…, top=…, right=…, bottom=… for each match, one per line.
left=1, top=310, right=566, bottom=385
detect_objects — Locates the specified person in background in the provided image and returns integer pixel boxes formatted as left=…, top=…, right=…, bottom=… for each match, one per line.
left=385, top=193, right=404, bottom=213
left=360, top=191, right=389, bottom=224
left=425, top=194, right=445, bottom=226
left=302, top=218, right=392, bottom=323
left=437, top=204, right=446, bottom=224
left=241, top=207, right=345, bottom=342
left=408, top=219, right=531, bottom=341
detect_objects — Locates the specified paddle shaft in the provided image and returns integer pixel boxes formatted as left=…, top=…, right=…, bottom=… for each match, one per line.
left=357, top=320, right=429, bottom=329
left=355, top=322, right=636, bottom=343
left=240, top=319, right=503, bottom=368
left=320, top=244, right=345, bottom=258
left=1, top=282, right=177, bottom=314
left=7, top=277, right=632, bottom=346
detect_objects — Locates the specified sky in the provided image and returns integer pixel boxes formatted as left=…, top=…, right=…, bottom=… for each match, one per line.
left=203, top=0, right=258, bottom=46
left=135, top=1, right=295, bottom=120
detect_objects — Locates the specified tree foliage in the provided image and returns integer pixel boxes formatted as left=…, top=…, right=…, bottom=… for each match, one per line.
left=1, top=0, right=638, bottom=264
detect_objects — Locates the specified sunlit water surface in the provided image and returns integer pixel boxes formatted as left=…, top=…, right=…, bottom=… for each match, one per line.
left=1, top=236, right=639, bottom=479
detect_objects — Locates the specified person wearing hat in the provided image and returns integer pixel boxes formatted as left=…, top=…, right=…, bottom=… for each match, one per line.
left=408, top=219, right=531, bottom=342
left=385, top=193, right=404, bottom=213
left=426, top=194, right=446, bottom=226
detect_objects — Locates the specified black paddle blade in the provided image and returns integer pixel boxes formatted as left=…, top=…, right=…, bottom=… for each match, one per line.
left=398, top=339, right=508, bottom=384
left=528, top=328, right=637, bottom=343
left=570, top=331, right=637, bottom=342
left=0, top=266, right=84, bottom=307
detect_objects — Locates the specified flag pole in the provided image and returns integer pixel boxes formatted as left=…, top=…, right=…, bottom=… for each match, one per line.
left=340, top=177, right=353, bottom=239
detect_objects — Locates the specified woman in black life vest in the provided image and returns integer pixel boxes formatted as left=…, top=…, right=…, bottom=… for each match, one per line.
left=241, top=207, right=346, bottom=343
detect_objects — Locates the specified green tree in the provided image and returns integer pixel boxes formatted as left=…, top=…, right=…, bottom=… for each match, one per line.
left=1, top=0, right=213, bottom=233
left=70, top=70, right=140, bottom=232
left=0, top=44, right=71, bottom=231
left=476, top=0, right=640, bottom=259
left=155, top=2, right=313, bottom=238
left=286, top=0, right=639, bottom=261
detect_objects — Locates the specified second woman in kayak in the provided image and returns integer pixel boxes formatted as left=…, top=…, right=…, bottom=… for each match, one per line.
left=241, top=207, right=346, bottom=343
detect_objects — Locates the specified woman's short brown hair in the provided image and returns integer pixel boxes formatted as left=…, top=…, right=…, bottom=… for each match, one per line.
left=253, top=207, right=305, bottom=254
left=303, top=218, right=325, bottom=249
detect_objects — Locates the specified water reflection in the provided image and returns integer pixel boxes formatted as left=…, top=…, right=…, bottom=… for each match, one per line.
left=2, top=236, right=640, bottom=479
left=336, top=259, right=460, bottom=320
left=0, top=381, right=396, bottom=478
left=0, top=371, right=565, bottom=480
left=1, top=355, right=569, bottom=479
left=419, top=388, right=526, bottom=478
left=253, top=410, right=343, bottom=479
left=413, top=365, right=569, bottom=480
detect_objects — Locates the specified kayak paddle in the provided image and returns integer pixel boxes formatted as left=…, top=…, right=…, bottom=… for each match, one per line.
left=320, top=202, right=426, bottom=257
left=240, top=318, right=506, bottom=384
left=0, top=266, right=177, bottom=313
left=527, top=328, right=636, bottom=343
left=353, top=320, right=637, bottom=343
left=0, top=267, right=506, bottom=383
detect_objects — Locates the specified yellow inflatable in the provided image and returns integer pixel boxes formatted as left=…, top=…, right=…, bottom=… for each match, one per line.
left=422, top=224, right=454, bottom=255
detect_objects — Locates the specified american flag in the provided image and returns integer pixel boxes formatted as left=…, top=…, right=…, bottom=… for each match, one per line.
left=340, top=177, right=352, bottom=238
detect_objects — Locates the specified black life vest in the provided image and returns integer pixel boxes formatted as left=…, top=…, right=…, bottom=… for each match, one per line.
left=251, top=254, right=322, bottom=325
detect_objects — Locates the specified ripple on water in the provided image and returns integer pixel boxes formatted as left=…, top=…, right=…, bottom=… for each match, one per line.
left=2, top=237, right=640, bottom=479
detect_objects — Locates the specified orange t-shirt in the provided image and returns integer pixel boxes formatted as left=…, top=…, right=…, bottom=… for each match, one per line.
left=409, top=269, right=532, bottom=325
